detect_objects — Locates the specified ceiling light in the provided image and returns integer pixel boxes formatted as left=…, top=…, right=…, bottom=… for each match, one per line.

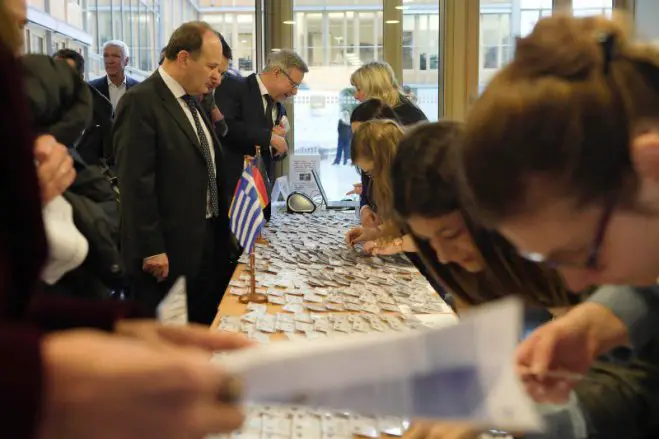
left=385, top=20, right=400, bottom=24
left=283, top=20, right=295, bottom=25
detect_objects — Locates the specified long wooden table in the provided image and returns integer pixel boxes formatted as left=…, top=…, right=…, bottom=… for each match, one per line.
left=209, top=212, right=463, bottom=439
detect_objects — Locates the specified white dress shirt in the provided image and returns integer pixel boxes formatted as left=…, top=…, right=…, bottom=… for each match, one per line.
left=159, top=67, right=217, bottom=218
left=108, top=75, right=127, bottom=110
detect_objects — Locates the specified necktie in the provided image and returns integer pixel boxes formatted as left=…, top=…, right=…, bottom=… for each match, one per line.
left=182, top=94, right=220, bottom=217
left=264, top=94, right=275, bottom=129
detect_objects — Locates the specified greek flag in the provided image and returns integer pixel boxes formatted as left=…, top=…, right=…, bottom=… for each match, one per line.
left=229, top=164, right=266, bottom=253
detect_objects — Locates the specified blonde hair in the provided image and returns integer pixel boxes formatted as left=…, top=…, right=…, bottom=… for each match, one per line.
left=350, top=61, right=401, bottom=108
left=351, top=119, right=405, bottom=231
left=461, top=13, right=659, bottom=225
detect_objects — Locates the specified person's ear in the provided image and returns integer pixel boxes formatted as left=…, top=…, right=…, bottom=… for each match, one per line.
left=124, top=56, right=130, bottom=67
left=631, top=131, right=659, bottom=182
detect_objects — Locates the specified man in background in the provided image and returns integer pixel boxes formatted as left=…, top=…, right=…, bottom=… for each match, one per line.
left=54, top=48, right=114, bottom=166
left=89, top=40, right=139, bottom=110
left=215, top=49, right=307, bottom=220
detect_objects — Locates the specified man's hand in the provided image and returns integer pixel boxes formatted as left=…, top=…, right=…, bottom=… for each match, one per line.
left=38, top=330, right=245, bottom=439
left=360, top=206, right=381, bottom=228
left=143, top=253, right=169, bottom=281
left=272, top=125, right=286, bottom=137
left=270, top=134, right=289, bottom=156
left=34, top=135, right=76, bottom=204
left=115, top=320, right=253, bottom=353
left=516, top=302, right=629, bottom=403
left=211, top=107, right=224, bottom=123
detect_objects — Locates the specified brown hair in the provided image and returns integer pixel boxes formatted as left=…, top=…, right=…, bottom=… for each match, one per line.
left=392, top=122, right=574, bottom=308
left=351, top=119, right=405, bottom=228
left=164, top=21, right=215, bottom=61
left=0, top=1, right=23, bottom=54
left=461, top=13, right=659, bottom=225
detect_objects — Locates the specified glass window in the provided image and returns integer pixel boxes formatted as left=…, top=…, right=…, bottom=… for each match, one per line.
left=292, top=1, right=384, bottom=203
left=479, top=0, right=552, bottom=92
left=401, top=1, right=441, bottom=121
left=201, top=7, right=257, bottom=76
left=572, top=0, right=613, bottom=17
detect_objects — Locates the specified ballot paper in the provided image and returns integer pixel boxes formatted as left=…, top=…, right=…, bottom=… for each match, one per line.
left=156, top=277, right=188, bottom=325
left=215, top=297, right=544, bottom=433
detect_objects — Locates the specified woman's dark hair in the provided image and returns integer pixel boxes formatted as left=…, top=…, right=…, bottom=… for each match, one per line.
left=392, top=122, right=574, bottom=308
left=350, top=99, right=399, bottom=124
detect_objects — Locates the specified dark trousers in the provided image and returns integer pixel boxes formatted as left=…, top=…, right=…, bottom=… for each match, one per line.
left=130, top=219, right=224, bottom=325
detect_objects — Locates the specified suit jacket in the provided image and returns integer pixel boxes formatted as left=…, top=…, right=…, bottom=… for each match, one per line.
left=214, top=72, right=286, bottom=194
left=113, top=71, right=230, bottom=278
left=88, top=74, right=139, bottom=102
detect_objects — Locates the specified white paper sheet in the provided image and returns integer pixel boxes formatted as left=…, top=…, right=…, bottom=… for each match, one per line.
left=215, top=297, right=544, bottom=432
left=156, top=277, right=188, bottom=325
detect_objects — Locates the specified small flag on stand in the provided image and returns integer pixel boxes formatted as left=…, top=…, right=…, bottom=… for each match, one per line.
left=252, top=156, right=270, bottom=209
left=229, top=163, right=266, bottom=253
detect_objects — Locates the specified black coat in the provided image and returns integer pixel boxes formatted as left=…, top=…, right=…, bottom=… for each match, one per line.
left=214, top=73, right=286, bottom=195
left=113, top=71, right=230, bottom=278
left=22, top=55, right=92, bottom=146
left=76, top=85, right=114, bottom=166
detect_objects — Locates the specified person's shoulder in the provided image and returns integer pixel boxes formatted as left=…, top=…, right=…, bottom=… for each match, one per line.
left=126, top=75, right=141, bottom=87
left=88, top=75, right=106, bottom=87
left=395, top=96, right=428, bottom=124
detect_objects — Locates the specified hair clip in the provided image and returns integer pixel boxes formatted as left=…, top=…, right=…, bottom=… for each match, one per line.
left=597, top=32, right=617, bottom=75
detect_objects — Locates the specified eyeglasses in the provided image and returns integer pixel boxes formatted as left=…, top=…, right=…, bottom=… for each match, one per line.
left=279, top=68, right=301, bottom=89
left=520, top=194, right=616, bottom=270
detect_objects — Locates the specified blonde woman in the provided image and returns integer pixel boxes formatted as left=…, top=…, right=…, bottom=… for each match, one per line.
left=350, top=61, right=427, bottom=125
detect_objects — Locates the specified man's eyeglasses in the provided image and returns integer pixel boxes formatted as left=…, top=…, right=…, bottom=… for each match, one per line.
left=520, top=194, right=616, bottom=270
left=279, top=69, right=301, bottom=89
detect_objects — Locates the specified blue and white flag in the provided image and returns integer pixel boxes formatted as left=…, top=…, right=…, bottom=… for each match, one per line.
left=229, top=164, right=266, bottom=252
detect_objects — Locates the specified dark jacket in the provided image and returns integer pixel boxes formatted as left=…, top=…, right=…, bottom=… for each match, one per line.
left=114, top=70, right=230, bottom=279
left=76, top=84, right=114, bottom=166
left=22, top=55, right=124, bottom=299
left=214, top=73, right=287, bottom=196
left=88, top=74, right=140, bottom=102
left=1, top=45, right=141, bottom=439
left=22, top=55, right=92, bottom=145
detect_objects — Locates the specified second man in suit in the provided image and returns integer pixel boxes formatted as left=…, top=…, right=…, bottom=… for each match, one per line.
left=89, top=40, right=139, bottom=111
left=215, top=49, right=308, bottom=220
left=114, top=21, right=230, bottom=324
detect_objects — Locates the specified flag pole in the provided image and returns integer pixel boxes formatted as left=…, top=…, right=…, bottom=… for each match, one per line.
left=239, top=152, right=268, bottom=305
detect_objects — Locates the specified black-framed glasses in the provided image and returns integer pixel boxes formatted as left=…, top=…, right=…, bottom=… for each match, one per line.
left=520, top=194, right=617, bottom=270
left=279, top=68, right=301, bottom=89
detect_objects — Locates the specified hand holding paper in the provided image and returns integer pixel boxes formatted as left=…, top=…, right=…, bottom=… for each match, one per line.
left=215, top=297, right=544, bottom=433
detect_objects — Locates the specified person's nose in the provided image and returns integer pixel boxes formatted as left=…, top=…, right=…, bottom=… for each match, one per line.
left=430, top=238, right=451, bottom=265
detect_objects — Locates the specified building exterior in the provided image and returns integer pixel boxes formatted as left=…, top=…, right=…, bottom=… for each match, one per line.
left=23, top=0, right=200, bottom=80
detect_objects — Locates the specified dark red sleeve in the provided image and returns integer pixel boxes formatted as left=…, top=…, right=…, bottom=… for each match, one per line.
left=28, top=294, right=149, bottom=333
left=0, top=325, right=44, bottom=439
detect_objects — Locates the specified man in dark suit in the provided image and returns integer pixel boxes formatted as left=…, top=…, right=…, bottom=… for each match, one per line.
left=215, top=49, right=308, bottom=220
left=53, top=49, right=115, bottom=166
left=88, top=40, right=139, bottom=111
left=113, top=21, right=230, bottom=325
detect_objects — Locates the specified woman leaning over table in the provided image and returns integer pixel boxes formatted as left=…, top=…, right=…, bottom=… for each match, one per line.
left=392, top=122, right=659, bottom=439
left=0, top=2, right=250, bottom=438
left=350, top=62, right=427, bottom=229
left=459, top=13, right=659, bottom=404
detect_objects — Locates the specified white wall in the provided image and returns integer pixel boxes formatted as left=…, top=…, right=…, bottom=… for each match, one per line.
left=635, top=0, right=659, bottom=45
